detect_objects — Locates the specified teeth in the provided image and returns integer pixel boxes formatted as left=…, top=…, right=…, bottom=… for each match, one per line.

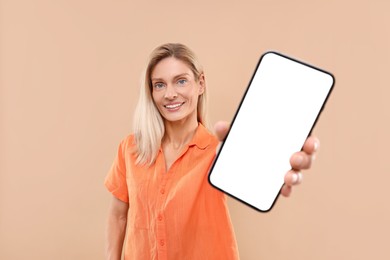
left=165, top=103, right=183, bottom=109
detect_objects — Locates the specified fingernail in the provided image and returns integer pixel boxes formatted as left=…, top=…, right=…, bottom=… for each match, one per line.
left=291, top=173, right=298, bottom=184
left=297, top=172, right=303, bottom=183
left=314, top=142, right=319, bottom=151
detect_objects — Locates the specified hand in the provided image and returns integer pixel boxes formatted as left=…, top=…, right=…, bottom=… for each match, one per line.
left=214, top=121, right=320, bottom=198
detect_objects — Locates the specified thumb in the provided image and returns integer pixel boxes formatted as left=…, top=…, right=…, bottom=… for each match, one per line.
left=214, top=121, right=230, bottom=142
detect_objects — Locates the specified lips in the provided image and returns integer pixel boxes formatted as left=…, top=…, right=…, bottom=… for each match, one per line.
left=164, top=102, right=185, bottom=110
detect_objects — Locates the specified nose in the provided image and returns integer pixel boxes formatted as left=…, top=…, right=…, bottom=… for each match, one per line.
left=164, top=84, right=178, bottom=99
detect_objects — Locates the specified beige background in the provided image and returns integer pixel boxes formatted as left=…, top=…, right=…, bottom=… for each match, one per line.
left=1, top=0, right=389, bottom=259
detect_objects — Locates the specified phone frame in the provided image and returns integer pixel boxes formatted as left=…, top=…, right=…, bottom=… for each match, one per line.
left=208, top=51, right=335, bottom=212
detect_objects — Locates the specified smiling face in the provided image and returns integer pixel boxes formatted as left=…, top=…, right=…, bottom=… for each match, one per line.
left=151, top=57, right=205, bottom=124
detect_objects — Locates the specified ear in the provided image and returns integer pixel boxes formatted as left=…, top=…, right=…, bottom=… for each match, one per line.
left=198, top=73, right=206, bottom=95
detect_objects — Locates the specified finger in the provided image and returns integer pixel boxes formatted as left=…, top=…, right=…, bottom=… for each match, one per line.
left=214, top=121, right=230, bottom=142
left=302, top=136, right=320, bottom=155
left=280, top=184, right=292, bottom=197
left=290, top=151, right=314, bottom=170
left=284, top=170, right=303, bottom=186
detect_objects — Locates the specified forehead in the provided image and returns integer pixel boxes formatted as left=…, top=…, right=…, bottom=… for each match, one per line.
left=151, top=57, right=194, bottom=80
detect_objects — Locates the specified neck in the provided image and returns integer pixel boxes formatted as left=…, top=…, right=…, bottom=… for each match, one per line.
left=163, top=116, right=199, bottom=149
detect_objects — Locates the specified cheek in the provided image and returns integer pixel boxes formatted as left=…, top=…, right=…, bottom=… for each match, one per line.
left=151, top=91, right=159, bottom=103
left=189, top=92, right=200, bottom=107
left=192, top=88, right=202, bottom=102
left=184, top=86, right=200, bottom=100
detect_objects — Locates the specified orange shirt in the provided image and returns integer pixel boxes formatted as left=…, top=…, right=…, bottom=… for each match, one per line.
left=105, top=124, right=239, bottom=260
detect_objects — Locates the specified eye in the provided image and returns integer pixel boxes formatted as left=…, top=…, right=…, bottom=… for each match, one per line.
left=177, top=79, right=187, bottom=86
left=153, top=82, right=165, bottom=89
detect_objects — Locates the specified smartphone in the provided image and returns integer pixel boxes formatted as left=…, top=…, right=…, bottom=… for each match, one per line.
left=208, top=52, right=334, bottom=212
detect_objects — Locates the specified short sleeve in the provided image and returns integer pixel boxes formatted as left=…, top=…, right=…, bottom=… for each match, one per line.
left=104, top=138, right=129, bottom=203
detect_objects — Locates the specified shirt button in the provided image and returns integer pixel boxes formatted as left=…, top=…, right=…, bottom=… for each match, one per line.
left=160, top=189, right=165, bottom=194
left=160, top=239, right=165, bottom=246
left=158, top=215, right=163, bottom=221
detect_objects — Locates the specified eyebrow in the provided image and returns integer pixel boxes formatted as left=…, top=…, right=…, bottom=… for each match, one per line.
left=151, top=73, right=191, bottom=82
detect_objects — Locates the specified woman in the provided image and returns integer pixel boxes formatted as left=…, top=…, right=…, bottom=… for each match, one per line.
left=105, top=43, right=319, bottom=260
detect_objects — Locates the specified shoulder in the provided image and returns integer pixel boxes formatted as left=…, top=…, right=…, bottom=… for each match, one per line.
left=194, top=124, right=219, bottom=150
left=204, top=129, right=219, bottom=147
left=118, top=133, right=136, bottom=151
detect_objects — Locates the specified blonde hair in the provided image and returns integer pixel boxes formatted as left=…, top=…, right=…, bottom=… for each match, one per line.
left=133, top=43, right=208, bottom=165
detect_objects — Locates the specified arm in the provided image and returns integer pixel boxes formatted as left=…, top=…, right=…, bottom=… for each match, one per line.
left=105, top=196, right=129, bottom=260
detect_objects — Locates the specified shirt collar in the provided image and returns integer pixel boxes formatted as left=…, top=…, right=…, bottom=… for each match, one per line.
left=188, top=123, right=214, bottom=150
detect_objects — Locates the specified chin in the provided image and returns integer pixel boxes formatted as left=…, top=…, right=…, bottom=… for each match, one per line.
left=164, top=116, right=187, bottom=123
left=162, top=113, right=192, bottom=123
